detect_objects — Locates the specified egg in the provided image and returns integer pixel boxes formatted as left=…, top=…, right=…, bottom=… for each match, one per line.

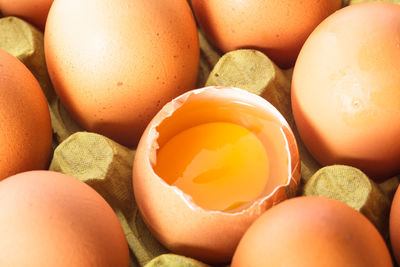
left=45, top=0, right=199, bottom=147
left=0, top=48, right=52, bottom=181
left=0, top=0, right=53, bottom=30
left=231, top=196, right=393, bottom=267
left=390, top=185, right=400, bottom=265
left=133, top=86, right=300, bottom=264
left=292, top=2, right=400, bottom=180
left=190, top=0, right=341, bottom=68
left=0, top=170, right=130, bottom=266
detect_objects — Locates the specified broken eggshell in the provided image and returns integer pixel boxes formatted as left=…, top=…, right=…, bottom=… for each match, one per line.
left=132, top=86, right=300, bottom=264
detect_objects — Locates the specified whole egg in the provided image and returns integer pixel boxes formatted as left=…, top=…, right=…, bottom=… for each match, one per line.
left=292, top=2, right=400, bottom=180
left=0, top=48, right=52, bottom=180
left=232, top=196, right=393, bottom=267
left=190, top=0, right=341, bottom=68
left=0, top=170, right=130, bottom=266
left=45, top=0, right=199, bottom=147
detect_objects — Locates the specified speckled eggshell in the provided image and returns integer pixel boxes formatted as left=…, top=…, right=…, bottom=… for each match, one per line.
left=0, top=48, right=52, bottom=181
left=231, top=196, right=393, bottom=267
left=190, top=0, right=341, bottom=68
left=292, top=2, right=400, bottom=180
left=45, top=0, right=199, bottom=147
left=132, top=86, right=300, bottom=264
left=0, top=0, right=53, bottom=30
left=0, top=170, right=130, bottom=266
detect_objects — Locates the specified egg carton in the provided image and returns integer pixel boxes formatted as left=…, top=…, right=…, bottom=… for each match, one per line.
left=1, top=0, right=400, bottom=266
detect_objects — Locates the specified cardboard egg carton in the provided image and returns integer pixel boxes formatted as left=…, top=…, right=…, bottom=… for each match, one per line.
left=1, top=9, right=399, bottom=266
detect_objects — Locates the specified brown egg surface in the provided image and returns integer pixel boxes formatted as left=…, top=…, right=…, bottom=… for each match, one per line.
left=45, top=0, right=199, bottom=147
left=0, top=48, right=52, bottom=181
left=0, top=0, right=53, bottom=30
left=292, top=2, right=400, bottom=180
left=231, top=196, right=393, bottom=267
left=0, top=170, right=130, bottom=266
left=191, top=0, right=341, bottom=68
left=390, top=185, right=400, bottom=265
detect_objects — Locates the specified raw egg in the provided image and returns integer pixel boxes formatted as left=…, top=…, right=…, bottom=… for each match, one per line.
left=0, top=48, right=52, bottom=181
left=190, top=0, right=341, bottom=68
left=133, top=86, right=300, bottom=264
left=0, top=0, right=53, bottom=30
left=231, top=196, right=393, bottom=267
left=45, top=0, right=199, bottom=147
left=0, top=170, right=130, bottom=266
left=390, top=185, right=400, bottom=265
left=292, top=2, right=400, bottom=180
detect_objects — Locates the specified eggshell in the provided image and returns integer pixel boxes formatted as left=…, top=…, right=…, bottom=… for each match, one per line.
left=292, top=2, right=400, bottom=180
left=133, top=86, right=300, bottom=264
left=45, top=0, right=199, bottom=147
left=231, top=196, right=393, bottom=267
left=0, top=170, right=130, bottom=266
left=390, top=185, right=400, bottom=265
left=0, top=48, right=52, bottom=181
left=0, top=0, right=53, bottom=30
left=190, top=0, right=341, bottom=68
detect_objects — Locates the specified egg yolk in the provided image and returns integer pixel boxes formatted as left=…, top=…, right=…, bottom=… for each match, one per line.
left=154, top=122, right=269, bottom=211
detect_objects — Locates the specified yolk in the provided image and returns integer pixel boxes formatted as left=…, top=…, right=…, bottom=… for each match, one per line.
left=154, top=122, right=269, bottom=211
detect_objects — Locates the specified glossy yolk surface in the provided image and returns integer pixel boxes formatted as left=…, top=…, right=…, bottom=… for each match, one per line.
left=154, top=122, right=269, bottom=211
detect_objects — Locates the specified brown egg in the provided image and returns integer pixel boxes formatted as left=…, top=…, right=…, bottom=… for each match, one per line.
left=0, top=48, right=52, bottom=181
left=190, top=0, right=341, bottom=68
left=45, top=0, right=199, bottom=147
left=133, top=86, right=300, bottom=264
left=232, top=196, right=393, bottom=267
left=292, top=2, right=400, bottom=180
left=390, top=185, right=400, bottom=265
left=0, top=0, right=53, bottom=30
left=0, top=170, right=130, bottom=266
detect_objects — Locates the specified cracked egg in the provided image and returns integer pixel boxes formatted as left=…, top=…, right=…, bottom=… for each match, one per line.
left=132, top=86, right=300, bottom=264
